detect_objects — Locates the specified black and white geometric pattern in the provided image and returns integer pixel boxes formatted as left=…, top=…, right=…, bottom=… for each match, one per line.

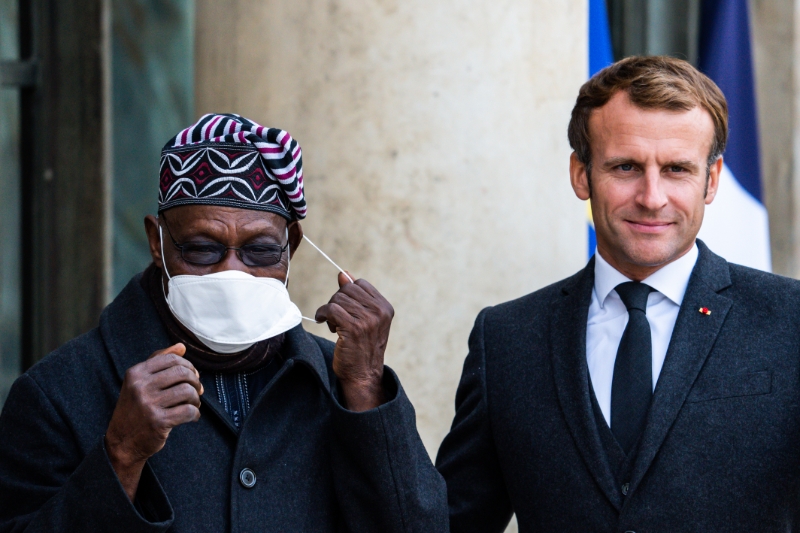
left=158, top=114, right=306, bottom=220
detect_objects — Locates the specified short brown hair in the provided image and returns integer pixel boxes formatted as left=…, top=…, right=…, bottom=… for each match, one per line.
left=568, top=56, right=728, bottom=174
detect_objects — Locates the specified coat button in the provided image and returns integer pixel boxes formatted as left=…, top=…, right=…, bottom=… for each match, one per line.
left=622, top=483, right=630, bottom=495
left=239, top=468, right=256, bottom=488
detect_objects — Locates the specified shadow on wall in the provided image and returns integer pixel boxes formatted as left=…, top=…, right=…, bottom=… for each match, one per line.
left=112, top=0, right=194, bottom=295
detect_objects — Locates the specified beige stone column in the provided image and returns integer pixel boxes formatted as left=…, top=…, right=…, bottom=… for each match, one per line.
left=196, top=0, right=586, bottom=462
left=751, top=0, right=800, bottom=277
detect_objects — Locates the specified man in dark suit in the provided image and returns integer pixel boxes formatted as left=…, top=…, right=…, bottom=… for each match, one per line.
left=436, top=56, right=800, bottom=532
left=0, top=114, right=446, bottom=532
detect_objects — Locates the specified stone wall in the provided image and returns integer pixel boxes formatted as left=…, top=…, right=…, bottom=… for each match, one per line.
left=195, top=5, right=587, bottom=530
left=750, top=0, right=800, bottom=278
left=195, top=0, right=586, bottom=454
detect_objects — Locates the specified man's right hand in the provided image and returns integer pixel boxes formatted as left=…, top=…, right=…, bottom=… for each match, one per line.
left=105, top=343, right=203, bottom=501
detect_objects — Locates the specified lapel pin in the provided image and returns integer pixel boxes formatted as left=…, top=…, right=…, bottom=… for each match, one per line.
left=699, top=307, right=711, bottom=316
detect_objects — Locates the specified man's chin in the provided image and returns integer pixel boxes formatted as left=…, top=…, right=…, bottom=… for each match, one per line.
left=620, top=239, right=690, bottom=269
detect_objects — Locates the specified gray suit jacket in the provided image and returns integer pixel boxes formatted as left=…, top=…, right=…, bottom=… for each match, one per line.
left=437, top=240, right=800, bottom=532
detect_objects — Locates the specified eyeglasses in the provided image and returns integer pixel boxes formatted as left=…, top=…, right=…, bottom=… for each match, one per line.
left=160, top=212, right=289, bottom=267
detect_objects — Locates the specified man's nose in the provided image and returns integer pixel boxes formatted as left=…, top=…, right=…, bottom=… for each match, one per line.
left=637, top=168, right=668, bottom=211
left=214, top=248, right=249, bottom=273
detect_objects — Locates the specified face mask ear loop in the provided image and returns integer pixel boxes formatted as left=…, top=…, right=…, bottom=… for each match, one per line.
left=159, top=223, right=172, bottom=280
left=298, top=233, right=348, bottom=324
left=302, top=235, right=354, bottom=283
left=284, top=228, right=290, bottom=288
left=158, top=222, right=173, bottom=303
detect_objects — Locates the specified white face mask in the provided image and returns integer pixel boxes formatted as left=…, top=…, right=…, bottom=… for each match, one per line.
left=158, top=224, right=350, bottom=354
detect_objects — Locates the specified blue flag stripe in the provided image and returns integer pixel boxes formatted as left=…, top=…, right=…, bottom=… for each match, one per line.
left=588, top=0, right=614, bottom=258
left=589, top=0, right=614, bottom=77
left=698, top=0, right=762, bottom=202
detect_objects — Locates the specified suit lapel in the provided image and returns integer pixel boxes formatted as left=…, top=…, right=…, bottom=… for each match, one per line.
left=550, top=258, right=623, bottom=511
left=628, top=241, right=732, bottom=494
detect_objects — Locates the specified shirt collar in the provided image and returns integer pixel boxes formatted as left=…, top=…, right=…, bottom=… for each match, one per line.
left=593, top=242, right=699, bottom=308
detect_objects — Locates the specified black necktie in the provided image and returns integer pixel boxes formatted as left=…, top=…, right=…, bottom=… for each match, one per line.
left=611, top=281, right=654, bottom=455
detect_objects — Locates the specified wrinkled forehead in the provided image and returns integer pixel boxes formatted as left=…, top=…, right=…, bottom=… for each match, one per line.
left=162, top=205, right=289, bottom=239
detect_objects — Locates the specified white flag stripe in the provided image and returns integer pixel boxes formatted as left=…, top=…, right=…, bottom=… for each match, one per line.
left=697, top=164, right=771, bottom=271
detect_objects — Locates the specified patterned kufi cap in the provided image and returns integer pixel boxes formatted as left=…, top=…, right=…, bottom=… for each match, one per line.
left=158, top=113, right=306, bottom=220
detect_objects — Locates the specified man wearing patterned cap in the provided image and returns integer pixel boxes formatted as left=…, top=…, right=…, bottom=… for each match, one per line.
left=0, top=114, right=447, bottom=532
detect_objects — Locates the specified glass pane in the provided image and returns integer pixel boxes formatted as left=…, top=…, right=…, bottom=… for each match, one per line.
left=112, top=0, right=195, bottom=295
left=607, top=0, right=700, bottom=63
left=0, top=0, right=22, bottom=406
left=646, top=0, right=700, bottom=62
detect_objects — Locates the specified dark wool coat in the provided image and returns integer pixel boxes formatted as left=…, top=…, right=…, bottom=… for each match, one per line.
left=436, top=241, right=800, bottom=532
left=0, top=273, right=447, bottom=532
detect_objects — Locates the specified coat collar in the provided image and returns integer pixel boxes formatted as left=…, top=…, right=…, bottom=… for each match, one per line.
left=593, top=243, right=699, bottom=307
left=100, top=272, right=330, bottom=393
left=550, top=255, right=624, bottom=511
left=281, top=321, right=332, bottom=392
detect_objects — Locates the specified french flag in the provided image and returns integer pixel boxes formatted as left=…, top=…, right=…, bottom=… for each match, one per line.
left=696, top=0, right=771, bottom=271
left=587, top=0, right=614, bottom=257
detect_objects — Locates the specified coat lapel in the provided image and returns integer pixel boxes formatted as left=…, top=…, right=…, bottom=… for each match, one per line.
left=101, top=272, right=173, bottom=382
left=627, top=241, right=732, bottom=494
left=282, top=324, right=332, bottom=395
left=550, top=258, right=623, bottom=511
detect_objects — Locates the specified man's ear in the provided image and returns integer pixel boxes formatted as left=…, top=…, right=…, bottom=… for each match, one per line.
left=704, top=156, right=724, bottom=204
left=570, top=152, right=591, bottom=201
left=144, top=214, right=164, bottom=269
left=288, top=221, right=303, bottom=259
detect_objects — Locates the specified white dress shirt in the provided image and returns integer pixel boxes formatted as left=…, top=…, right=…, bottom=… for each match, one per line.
left=586, top=244, right=699, bottom=427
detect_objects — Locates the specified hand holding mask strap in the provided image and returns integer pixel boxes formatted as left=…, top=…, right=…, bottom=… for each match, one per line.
left=301, top=236, right=354, bottom=283
left=298, top=235, right=353, bottom=323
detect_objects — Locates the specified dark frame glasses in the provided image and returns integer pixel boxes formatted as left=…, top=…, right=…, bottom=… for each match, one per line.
left=160, top=212, right=289, bottom=267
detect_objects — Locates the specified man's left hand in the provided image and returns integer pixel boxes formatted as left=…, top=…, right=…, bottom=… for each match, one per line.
left=315, top=272, right=394, bottom=412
